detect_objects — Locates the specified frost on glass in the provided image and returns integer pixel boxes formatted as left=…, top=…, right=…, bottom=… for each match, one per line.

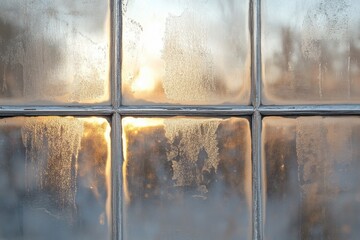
left=263, top=117, right=360, bottom=240
left=262, top=0, right=360, bottom=104
left=0, top=0, right=110, bottom=104
left=0, top=117, right=111, bottom=239
left=122, top=0, right=250, bottom=105
left=122, top=117, right=252, bottom=240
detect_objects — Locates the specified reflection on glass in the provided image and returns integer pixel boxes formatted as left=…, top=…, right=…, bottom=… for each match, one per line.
left=0, top=0, right=110, bottom=104
left=263, top=116, right=360, bottom=239
left=122, top=117, right=252, bottom=240
left=122, top=0, right=250, bottom=105
left=262, top=0, right=360, bottom=104
left=0, top=117, right=111, bottom=239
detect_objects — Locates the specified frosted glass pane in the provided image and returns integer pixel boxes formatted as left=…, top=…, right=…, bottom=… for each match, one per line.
left=263, top=116, right=360, bottom=240
left=122, top=117, right=251, bottom=240
left=262, top=0, right=360, bottom=104
left=0, top=1, right=110, bottom=105
left=122, top=0, right=250, bottom=105
left=0, top=117, right=111, bottom=239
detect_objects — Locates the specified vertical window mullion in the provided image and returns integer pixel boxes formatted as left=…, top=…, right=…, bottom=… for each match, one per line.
left=251, top=0, right=262, bottom=109
left=112, top=0, right=122, bottom=109
left=252, top=111, right=263, bottom=240
left=113, top=1, right=122, bottom=239
left=112, top=113, right=122, bottom=240
left=251, top=0, right=263, bottom=239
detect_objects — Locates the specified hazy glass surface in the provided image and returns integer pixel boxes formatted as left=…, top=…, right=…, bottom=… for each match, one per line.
left=122, top=117, right=252, bottom=240
left=0, top=117, right=111, bottom=240
left=0, top=0, right=110, bottom=105
left=122, top=0, right=251, bottom=105
left=263, top=116, right=360, bottom=239
left=262, top=0, right=360, bottom=104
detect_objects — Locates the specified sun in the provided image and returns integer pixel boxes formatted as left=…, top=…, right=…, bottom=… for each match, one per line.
left=131, top=66, right=157, bottom=93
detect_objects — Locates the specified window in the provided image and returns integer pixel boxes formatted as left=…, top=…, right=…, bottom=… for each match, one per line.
left=0, top=0, right=359, bottom=240
left=262, top=1, right=360, bottom=239
left=0, top=1, right=112, bottom=239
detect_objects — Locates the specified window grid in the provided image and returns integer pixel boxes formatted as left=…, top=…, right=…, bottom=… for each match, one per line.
left=0, top=0, right=358, bottom=240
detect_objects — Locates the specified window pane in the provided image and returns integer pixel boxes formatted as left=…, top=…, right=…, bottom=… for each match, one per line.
left=122, top=0, right=251, bottom=105
left=122, top=117, right=252, bottom=239
left=262, top=0, right=360, bottom=104
left=263, top=116, right=360, bottom=239
left=0, top=117, right=111, bottom=239
left=0, top=1, right=110, bottom=104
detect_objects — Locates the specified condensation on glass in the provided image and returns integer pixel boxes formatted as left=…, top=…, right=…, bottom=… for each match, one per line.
left=0, top=117, right=111, bottom=240
left=263, top=116, right=360, bottom=240
left=0, top=0, right=110, bottom=105
left=262, top=0, right=360, bottom=104
left=122, top=117, right=252, bottom=240
left=122, top=0, right=251, bottom=105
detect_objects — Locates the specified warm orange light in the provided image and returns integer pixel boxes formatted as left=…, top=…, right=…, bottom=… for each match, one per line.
left=81, top=117, right=111, bottom=227
left=122, top=117, right=164, bottom=204
left=131, top=67, right=158, bottom=93
left=123, top=117, right=164, bottom=130
left=104, top=120, right=111, bottom=228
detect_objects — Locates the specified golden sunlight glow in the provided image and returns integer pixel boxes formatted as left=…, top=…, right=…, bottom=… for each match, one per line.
left=81, top=117, right=109, bottom=126
left=122, top=126, right=130, bottom=204
left=122, top=117, right=164, bottom=204
left=122, top=125, right=130, bottom=204
left=122, top=117, right=164, bottom=130
left=131, top=66, right=158, bottom=93
left=82, top=117, right=111, bottom=227
left=104, top=120, right=111, bottom=229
